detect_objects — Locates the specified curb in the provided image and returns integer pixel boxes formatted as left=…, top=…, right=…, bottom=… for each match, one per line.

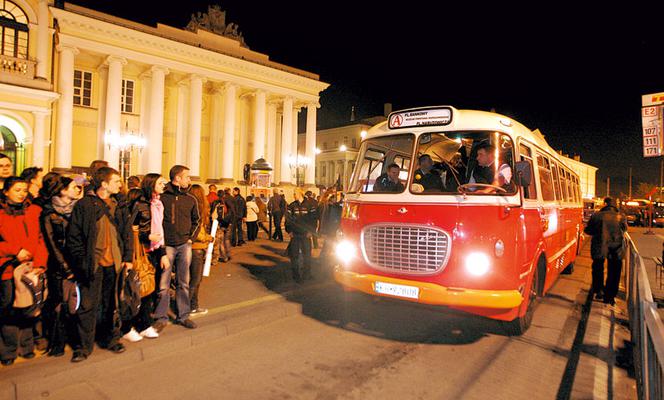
left=0, top=292, right=307, bottom=400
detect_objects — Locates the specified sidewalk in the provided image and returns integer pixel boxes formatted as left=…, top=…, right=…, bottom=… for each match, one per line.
left=0, top=232, right=328, bottom=400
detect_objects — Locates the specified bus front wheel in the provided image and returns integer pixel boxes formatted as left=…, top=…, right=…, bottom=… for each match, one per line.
left=503, top=263, right=540, bottom=336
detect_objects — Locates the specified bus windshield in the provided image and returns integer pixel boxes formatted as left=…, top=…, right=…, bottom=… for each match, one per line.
left=411, top=131, right=516, bottom=195
left=348, top=134, right=414, bottom=193
left=348, top=131, right=517, bottom=195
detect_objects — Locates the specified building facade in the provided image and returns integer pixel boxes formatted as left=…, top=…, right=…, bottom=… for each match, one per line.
left=0, top=1, right=329, bottom=185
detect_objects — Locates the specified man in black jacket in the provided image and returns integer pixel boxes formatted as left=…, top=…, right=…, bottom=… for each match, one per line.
left=231, top=187, right=246, bottom=246
left=584, top=197, right=628, bottom=305
left=67, top=167, right=133, bottom=362
left=268, top=188, right=286, bottom=242
left=154, top=165, right=200, bottom=330
left=285, top=189, right=317, bottom=282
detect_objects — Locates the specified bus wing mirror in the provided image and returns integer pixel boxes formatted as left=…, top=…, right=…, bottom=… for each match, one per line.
left=514, top=161, right=532, bottom=187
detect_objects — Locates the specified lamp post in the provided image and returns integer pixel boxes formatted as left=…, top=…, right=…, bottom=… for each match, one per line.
left=104, top=122, right=146, bottom=182
left=287, top=154, right=311, bottom=187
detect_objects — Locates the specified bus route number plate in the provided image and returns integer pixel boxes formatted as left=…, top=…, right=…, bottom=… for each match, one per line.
left=374, top=282, right=419, bottom=299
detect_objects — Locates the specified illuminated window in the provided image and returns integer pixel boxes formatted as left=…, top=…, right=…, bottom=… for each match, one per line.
left=73, top=70, right=92, bottom=107
left=121, top=79, right=134, bottom=113
left=0, top=0, right=29, bottom=59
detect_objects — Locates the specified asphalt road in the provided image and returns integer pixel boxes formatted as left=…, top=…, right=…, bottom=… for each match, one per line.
left=0, top=238, right=636, bottom=400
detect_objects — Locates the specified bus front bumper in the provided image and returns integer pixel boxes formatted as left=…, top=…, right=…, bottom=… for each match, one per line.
left=334, top=269, right=523, bottom=309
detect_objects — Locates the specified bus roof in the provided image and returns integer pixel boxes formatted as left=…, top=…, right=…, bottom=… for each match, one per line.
left=365, top=106, right=573, bottom=175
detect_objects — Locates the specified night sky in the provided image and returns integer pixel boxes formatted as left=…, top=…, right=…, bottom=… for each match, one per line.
left=67, top=0, right=664, bottom=196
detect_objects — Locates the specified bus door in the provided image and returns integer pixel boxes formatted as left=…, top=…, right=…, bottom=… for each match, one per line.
left=535, top=151, right=561, bottom=277
left=518, top=143, right=542, bottom=273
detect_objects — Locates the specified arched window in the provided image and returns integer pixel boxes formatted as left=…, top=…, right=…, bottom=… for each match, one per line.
left=0, top=0, right=29, bottom=59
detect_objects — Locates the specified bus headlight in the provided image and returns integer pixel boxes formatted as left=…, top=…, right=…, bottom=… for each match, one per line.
left=465, top=252, right=491, bottom=276
left=336, top=240, right=356, bottom=263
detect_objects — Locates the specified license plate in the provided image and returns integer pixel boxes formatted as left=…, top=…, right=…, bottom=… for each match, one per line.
left=374, top=281, right=419, bottom=299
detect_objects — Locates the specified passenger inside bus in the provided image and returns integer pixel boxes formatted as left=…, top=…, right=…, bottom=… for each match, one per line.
left=467, top=141, right=513, bottom=193
left=412, top=154, right=444, bottom=192
left=373, top=163, right=405, bottom=192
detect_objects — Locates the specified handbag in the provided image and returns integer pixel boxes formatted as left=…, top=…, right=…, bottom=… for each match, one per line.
left=132, top=226, right=156, bottom=298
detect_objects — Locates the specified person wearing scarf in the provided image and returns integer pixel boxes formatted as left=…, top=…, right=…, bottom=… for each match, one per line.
left=40, top=175, right=81, bottom=357
left=0, top=176, right=48, bottom=366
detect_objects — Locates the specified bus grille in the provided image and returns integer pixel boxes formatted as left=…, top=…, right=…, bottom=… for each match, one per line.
left=361, top=224, right=451, bottom=274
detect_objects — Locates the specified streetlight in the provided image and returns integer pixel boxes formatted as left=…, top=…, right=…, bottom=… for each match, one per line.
left=360, top=130, right=367, bottom=139
left=339, top=144, right=347, bottom=152
left=287, top=154, right=311, bottom=186
left=104, top=122, right=146, bottom=182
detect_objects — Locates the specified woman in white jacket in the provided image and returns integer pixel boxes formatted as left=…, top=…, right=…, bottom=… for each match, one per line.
left=245, top=195, right=259, bottom=241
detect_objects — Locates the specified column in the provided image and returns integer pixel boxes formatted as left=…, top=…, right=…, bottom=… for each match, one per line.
left=96, top=65, right=108, bottom=160
left=147, top=66, right=168, bottom=174
left=291, top=107, right=299, bottom=162
left=54, top=45, right=78, bottom=170
left=175, top=81, right=188, bottom=165
left=31, top=111, right=49, bottom=167
left=305, top=103, right=317, bottom=185
left=208, top=86, right=223, bottom=180
left=279, top=97, right=293, bottom=185
left=252, top=90, right=267, bottom=162
left=221, top=82, right=237, bottom=182
left=187, top=74, right=205, bottom=177
left=266, top=100, right=278, bottom=171
left=103, top=55, right=127, bottom=170
left=138, top=71, right=151, bottom=174
left=36, top=0, right=50, bottom=79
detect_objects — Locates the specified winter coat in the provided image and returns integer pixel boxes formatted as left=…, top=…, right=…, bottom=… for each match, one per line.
left=285, top=200, right=318, bottom=236
left=0, top=201, right=48, bottom=281
left=40, top=201, right=74, bottom=279
left=246, top=201, right=259, bottom=222
left=234, top=194, right=247, bottom=219
left=256, top=199, right=268, bottom=223
left=160, top=183, right=201, bottom=247
left=66, top=192, right=133, bottom=284
left=584, top=205, right=628, bottom=260
left=267, top=195, right=286, bottom=215
left=131, top=197, right=166, bottom=260
left=319, top=200, right=343, bottom=236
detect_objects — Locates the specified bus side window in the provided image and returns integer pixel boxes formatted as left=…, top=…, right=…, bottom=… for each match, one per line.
left=551, top=161, right=563, bottom=202
left=536, top=153, right=555, bottom=202
left=519, top=144, right=537, bottom=200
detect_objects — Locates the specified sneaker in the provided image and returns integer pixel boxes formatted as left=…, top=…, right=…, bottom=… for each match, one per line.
left=1, top=358, right=15, bottom=366
left=122, top=328, right=143, bottom=342
left=152, top=320, right=168, bottom=333
left=139, top=326, right=159, bottom=339
left=178, top=318, right=197, bottom=329
left=190, top=308, right=208, bottom=316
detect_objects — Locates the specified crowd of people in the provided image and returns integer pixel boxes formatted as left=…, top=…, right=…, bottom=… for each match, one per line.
left=0, top=154, right=343, bottom=367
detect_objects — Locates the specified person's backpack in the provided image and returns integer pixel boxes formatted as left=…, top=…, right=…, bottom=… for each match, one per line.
left=216, top=202, right=232, bottom=228
left=118, top=267, right=141, bottom=321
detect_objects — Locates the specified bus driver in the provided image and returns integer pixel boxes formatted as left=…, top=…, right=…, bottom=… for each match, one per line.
left=468, top=141, right=512, bottom=193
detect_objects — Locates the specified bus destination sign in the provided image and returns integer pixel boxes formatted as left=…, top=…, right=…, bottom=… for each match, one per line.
left=388, top=107, right=452, bottom=129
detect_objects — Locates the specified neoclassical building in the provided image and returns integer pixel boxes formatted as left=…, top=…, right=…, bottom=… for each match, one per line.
left=0, top=1, right=329, bottom=186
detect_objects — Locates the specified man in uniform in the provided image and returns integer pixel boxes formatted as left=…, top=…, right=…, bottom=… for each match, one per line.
left=285, top=189, right=317, bottom=282
left=468, top=141, right=512, bottom=193
left=413, top=154, right=443, bottom=192
left=373, top=163, right=404, bottom=192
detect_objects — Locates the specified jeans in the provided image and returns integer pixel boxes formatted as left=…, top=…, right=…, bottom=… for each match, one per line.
left=272, top=213, right=283, bottom=241
left=189, top=249, right=205, bottom=311
left=288, top=234, right=312, bottom=282
left=155, top=243, right=192, bottom=323
left=213, top=226, right=231, bottom=261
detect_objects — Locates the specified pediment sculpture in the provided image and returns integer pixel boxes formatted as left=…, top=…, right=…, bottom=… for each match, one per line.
left=186, top=5, right=248, bottom=48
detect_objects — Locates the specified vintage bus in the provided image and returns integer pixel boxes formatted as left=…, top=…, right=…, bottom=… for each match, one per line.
left=334, top=106, right=583, bottom=335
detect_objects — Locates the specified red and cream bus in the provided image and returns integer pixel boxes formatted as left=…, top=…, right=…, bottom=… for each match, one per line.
left=334, top=106, right=583, bottom=334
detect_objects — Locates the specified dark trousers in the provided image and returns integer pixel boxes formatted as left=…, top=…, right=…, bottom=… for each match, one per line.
left=591, top=250, right=623, bottom=300
left=272, top=213, right=283, bottom=241
left=258, top=221, right=270, bottom=236
left=43, top=274, right=77, bottom=352
left=246, top=221, right=258, bottom=241
left=231, top=218, right=245, bottom=245
left=189, top=249, right=205, bottom=311
left=121, top=296, right=154, bottom=335
left=0, top=279, right=34, bottom=361
left=288, top=234, right=312, bottom=281
left=76, top=266, right=120, bottom=355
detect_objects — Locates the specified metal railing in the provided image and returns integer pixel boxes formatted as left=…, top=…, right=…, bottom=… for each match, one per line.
left=625, top=232, right=664, bottom=399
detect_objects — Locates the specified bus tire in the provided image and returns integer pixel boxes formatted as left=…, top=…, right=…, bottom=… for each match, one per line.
left=503, top=258, right=541, bottom=336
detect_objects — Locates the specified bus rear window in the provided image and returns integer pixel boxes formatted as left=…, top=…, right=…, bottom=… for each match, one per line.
left=348, top=134, right=414, bottom=193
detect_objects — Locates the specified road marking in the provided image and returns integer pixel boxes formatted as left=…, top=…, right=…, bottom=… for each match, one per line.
left=205, top=281, right=333, bottom=317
